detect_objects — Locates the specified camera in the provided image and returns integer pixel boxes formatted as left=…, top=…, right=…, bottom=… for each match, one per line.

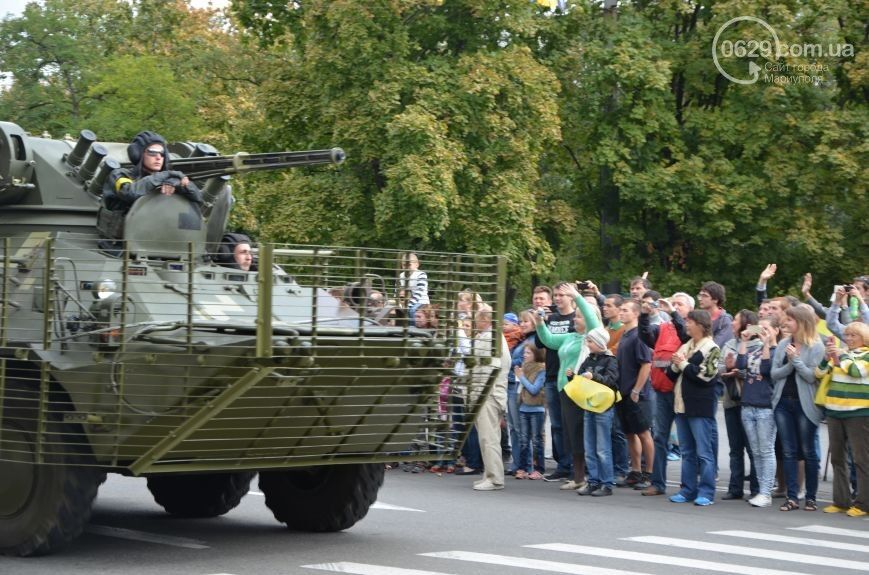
left=537, top=308, right=547, bottom=318
left=844, top=284, right=855, bottom=291
left=576, top=280, right=591, bottom=290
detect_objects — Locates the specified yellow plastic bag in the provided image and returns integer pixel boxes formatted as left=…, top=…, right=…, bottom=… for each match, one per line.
left=564, top=375, right=620, bottom=414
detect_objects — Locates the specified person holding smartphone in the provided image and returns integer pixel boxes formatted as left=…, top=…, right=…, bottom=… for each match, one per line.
left=736, top=316, right=780, bottom=507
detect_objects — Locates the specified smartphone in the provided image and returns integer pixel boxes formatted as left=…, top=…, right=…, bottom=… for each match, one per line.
left=745, top=324, right=764, bottom=338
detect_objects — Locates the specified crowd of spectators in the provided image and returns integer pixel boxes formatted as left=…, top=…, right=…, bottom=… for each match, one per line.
left=398, top=264, right=868, bottom=517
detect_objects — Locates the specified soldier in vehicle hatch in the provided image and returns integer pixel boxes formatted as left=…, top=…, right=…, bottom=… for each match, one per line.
left=215, top=232, right=257, bottom=271
left=97, top=131, right=204, bottom=239
left=102, top=131, right=203, bottom=212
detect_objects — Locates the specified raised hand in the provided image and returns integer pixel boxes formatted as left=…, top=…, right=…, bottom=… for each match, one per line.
left=759, top=263, right=777, bottom=283
left=801, top=273, right=813, bottom=297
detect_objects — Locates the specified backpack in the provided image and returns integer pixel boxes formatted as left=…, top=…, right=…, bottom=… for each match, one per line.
left=650, top=322, right=681, bottom=393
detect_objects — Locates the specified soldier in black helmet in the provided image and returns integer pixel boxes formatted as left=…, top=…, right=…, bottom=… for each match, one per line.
left=102, top=131, right=203, bottom=212
left=216, top=232, right=256, bottom=271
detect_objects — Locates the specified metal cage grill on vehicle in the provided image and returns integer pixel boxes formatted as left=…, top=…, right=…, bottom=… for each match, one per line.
left=0, top=237, right=505, bottom=475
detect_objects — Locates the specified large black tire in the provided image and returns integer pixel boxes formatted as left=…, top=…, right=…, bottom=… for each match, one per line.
left=0, top=388, right=106, bottom=556
left=147, top=472, right=256, bottom=518
left=259, top=463, right=384, bottom=532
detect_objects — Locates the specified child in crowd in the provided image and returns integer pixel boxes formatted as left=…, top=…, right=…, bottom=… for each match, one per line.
left=574, top=327, right=620, bottom=496
left=514, top=344, right=546, bottom=480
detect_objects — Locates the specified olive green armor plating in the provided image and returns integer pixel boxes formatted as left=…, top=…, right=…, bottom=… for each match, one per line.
left=0, top=122, right=504, bottom=556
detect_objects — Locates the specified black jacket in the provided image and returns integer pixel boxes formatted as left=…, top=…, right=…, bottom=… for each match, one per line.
left=577, top=352, right=619, bottom=391
left=666, top=346, right=720, bottom=418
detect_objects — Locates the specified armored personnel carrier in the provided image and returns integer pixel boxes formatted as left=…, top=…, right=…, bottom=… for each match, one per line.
left=0, top=122, right=504, bottom=556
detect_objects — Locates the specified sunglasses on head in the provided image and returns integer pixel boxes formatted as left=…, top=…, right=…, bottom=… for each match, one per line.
left=144, top=148, right=163, bottom=157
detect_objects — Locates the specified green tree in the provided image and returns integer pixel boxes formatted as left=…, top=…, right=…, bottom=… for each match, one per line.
left=536, top=1, right=867, bottom=308
left=232, top=0, right=563, bottom=300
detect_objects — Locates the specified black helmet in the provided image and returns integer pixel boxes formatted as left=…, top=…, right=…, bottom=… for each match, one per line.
left=215, top=233, right=255, bottom=269
left=127, top=131, right=169, bottom=176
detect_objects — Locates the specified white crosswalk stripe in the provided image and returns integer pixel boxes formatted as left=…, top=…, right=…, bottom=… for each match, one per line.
left=421, top=550, right=650, bottom=575
left=304, top=525, right=866, bottom=575
left=528, top=542, right=816, bottom=575
left=712, top=529, right=869, bottom=553
left=625, top=535, right=869, bottom=571
left=789, top=524, right=869, bottom=539
left=303, top=562, right=455, bottom=575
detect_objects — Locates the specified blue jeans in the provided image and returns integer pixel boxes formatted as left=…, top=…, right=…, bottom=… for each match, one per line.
left=611, top=409, right=628, bottom=478
left=506, top=383, right=521, bottom=471
left=519, top=410, right=545, bottom=473
left=545, top=379, right=572, bottom=473
left=584, top=408, right=615, bottom=487
left=741, top=406, right=777, bottom=497
left=675, top=414, right=717, bottom=501
left=462, top=425, right=483, bottom=470
left=774, top=397, right=819, bottom=501
left=724, top=406, right=758, bottom=496
left=651, top=390, right=675, bottom=491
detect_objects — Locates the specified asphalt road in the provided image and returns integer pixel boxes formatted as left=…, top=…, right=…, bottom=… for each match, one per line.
left=1, top=448, right=867, bottom=575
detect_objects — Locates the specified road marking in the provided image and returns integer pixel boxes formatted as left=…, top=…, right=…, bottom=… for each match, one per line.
left=421, top=550, right=651, bottom=575
left=529, top=542, right=813, bottom=575
left=712, top=530, right=869, bottom=553
left=789, top=525, right=869, bottom=539
left=248, top=491, right=424, bottom=512
left=86, top=525, right=209, bottom=549
left=625, top=536, right=869, bottom=571
left=371, top=502, right=425, bottom=512
left=302, top=562, right=455, bottom=575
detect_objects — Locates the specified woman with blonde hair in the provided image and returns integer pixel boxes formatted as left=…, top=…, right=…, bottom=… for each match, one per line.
left=771, top=304, right=825, bottom=511
left=817, top=321, right=869, bottom=517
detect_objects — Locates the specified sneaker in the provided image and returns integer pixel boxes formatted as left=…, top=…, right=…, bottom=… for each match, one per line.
left=633, top=472, right=652, bottom=490
left=577, top=483, right=601, bottom=496
left=846, top=506, right=868, bottom=517
left=667, top=451, right=681, bottom=461
left=694, top=496, right=714, bottom=506
left=591, top=486, right=613, bottom=497
left=473, top=480, right=504, bottom=491
left=528, top=470, right=544, bottom=480
left=560, top=480, right=580, bottom=490
left=543, top=470, right=571, bottom=482
left=616, top=470, right=641, bottom=487
left=669, top=493, right=689, bottom=503
left=641, top=486, right=665, bottom=496
left=749, top=494, right=772, bottom=508
left=823, top=504, right=848, bottom=513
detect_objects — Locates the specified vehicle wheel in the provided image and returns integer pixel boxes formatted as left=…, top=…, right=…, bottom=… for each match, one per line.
left=147, top=472, right=256, bottom=518
left=259, top=463, right=384, bottom=532
left=0, top=409, right=106, bottom=556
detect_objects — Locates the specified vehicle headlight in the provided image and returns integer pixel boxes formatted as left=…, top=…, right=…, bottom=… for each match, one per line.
left=94, top=279, right=117, bottom=300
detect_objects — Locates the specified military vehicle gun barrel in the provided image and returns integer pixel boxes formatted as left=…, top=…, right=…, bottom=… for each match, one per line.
left=171, top=148, right=346, bottom=181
